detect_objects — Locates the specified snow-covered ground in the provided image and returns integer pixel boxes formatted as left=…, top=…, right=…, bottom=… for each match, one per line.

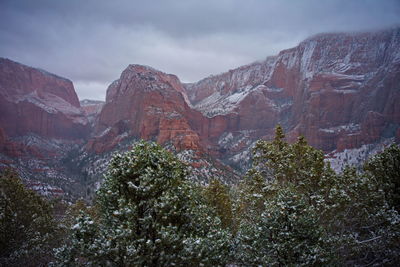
left=326, top=138, right=395, bottom=172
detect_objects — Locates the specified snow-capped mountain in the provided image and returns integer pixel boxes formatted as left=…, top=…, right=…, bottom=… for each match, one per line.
left=0, top=27, right=399, bottom=199
left=184, top=27, right=400, bottom=169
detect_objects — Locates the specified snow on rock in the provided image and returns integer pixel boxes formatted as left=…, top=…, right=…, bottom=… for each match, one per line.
left=300, top=40, right=317, bottom=79
left=326, top=138, right=395, bottom=173
left=320, top=123, right=361, bottom=134
left=0, top=58, right=90, bottom=200
left=185, top=27, right=400, bottom=165
left=26, top=181, right=64, bottom=197
left=0, top=57, right=89, bottom=141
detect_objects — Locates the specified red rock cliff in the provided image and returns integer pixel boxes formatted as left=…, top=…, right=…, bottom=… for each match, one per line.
left=185, top=28, right=400, bottom=158
left=0, top=58, right=89, bottom=141
left=86, top=64, right=209, bottom=153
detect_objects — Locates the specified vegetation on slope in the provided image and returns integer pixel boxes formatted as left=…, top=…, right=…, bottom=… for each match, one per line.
left=1, top=127, right=399, bottom=266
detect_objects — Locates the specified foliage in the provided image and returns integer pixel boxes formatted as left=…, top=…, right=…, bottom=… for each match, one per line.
left=236, top=188, right=333, bottom=266
left=0, top=169, right=58, bottom=266
left=364, top=144, right=400, bottom=212
left=236, top=126, right=336, bottom=265
left=54, top=141, right=231, bottom=266
left=332, top=166, right=400, bottom=265
left=236, top=125, right=400, bottom=266
left=203, top=178, right=234, bottom=230
left=6, top=127, right=398, bottom=265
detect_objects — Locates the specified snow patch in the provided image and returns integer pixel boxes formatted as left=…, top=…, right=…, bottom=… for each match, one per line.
left=11, top=90, right=87, bottom=125
left=301, top=41, right=317, bottom=79
left=326, top=138, right=395, bottom=172
left=320, top=123, right=360, bottom=134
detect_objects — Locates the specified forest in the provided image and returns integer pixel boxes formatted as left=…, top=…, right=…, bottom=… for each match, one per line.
left=1, top=126, right=399, bottom=266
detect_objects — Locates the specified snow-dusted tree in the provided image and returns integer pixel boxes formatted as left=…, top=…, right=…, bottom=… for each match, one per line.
left=0, top=169, right=58, bottom=266
left=236, top=126, right=336, bottom=265
left=327, top=145, right=400, bottom=265
left=204, top=178, right=234, bottom=230
left=236, top=188, right=333, bottom=266
left=364, top=144, right=400, bottom=212
left=55, top=141, right=231, bottom=266
left=251, top=126, right=334, bottom=191
left=237, top=126, right=400, bottom=265
left=330, top=166, right=400, bottom=265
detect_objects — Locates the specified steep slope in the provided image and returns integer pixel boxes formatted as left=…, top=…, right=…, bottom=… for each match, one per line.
left=87, top=64, right=206, bottom=153
left=185, top=28, right=400, bottom=169
left=80, top=99, right=104, bottom=127
left=86, top=64, right=238, bottom=183
left=0, top=58, right=90, bottom=198
left=0, top=58, right=89, bottom=141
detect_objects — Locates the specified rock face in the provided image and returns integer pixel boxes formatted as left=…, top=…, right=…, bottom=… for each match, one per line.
left=0, top=58, right=89, bottom=141
left=0, top=58, right=90, bottom=199
left=87, top=64, right=209, bottom=154
left=84, top=65, right=239, bottom=184
left=185, top=28, right=400, bottom=168
left=80, top=99, right=104, bottom=127
left=1, top=28, right=399, bottom=198
left=87, top=28, right=399, bottom=172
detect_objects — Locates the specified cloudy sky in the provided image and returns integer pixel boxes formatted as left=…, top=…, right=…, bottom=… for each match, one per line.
left=1, top=0, right=399, bottom=100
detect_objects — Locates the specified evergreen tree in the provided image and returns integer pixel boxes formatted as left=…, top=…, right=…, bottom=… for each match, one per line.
left=0, top=169, right=58, bottom=266
left=236, top=188, right=333, bottom=266
left=55, top=141, right=231, bottom=266
left=237, top=126, right=400, bottom=266
left=331, top=166, right=400, bottom=265
left=364, top=144, right=400, bottom=211
left=236, top=126, right=336, bottom=265
left=204, top=178, right=234, bottom=230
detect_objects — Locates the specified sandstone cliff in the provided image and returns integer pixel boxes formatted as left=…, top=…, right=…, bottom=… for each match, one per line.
left=0, top=58, right=89, bottom=142
left=0, top=58, right=90, bottom=198
left=86, top=64, right=208, bottom=153
left=185, top=28, right=400, bottom=168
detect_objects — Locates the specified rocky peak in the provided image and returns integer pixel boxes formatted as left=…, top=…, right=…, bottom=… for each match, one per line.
left=278, top=27, right=400, bottom=81
left=106, top=64, right=190, bottom=105
left=0, top=58, right=89, bottom=140
left=184, top=27, right=400, bottom=169
left=0, top=58, right=80, bottom=108
left=87, top=64, right=206, bottom=154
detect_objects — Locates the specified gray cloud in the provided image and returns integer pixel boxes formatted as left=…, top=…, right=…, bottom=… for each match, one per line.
left=1, top=0, right=399, bottom=100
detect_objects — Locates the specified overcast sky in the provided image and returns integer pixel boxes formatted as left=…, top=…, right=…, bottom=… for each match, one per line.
left=1, top=0, right=399, bottom=101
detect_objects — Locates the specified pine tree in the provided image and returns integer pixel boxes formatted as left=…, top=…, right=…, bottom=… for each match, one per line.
left=204, top=178, right=234, bottom=230
left=0, top=169, right=58, bottom=266
left=55, top=141, right=231, bottom=266
left=236, top=126, right=336, bottom=265
left=237, top=126, right=400, bottom=265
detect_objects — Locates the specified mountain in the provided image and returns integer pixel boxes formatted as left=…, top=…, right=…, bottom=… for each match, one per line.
left=86, top=64, right=205, bottom=153
left=84, top=64, right=238, bottom=184
left=80, top=99, right=104, bottom=127
left=1, top=27, right=399, bottom=198
left=0, top=58, right=89, bottom=139
left=0, top=58, right=90, bottom=198
left=87, top=27, right=399, bottom=176
left=185, top=27, right=400, bottom=170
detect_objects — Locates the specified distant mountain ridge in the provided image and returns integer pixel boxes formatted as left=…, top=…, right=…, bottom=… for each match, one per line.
left=0, top=27, right=399, bottom=198
left=183, top=27, right=400, bottom=169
